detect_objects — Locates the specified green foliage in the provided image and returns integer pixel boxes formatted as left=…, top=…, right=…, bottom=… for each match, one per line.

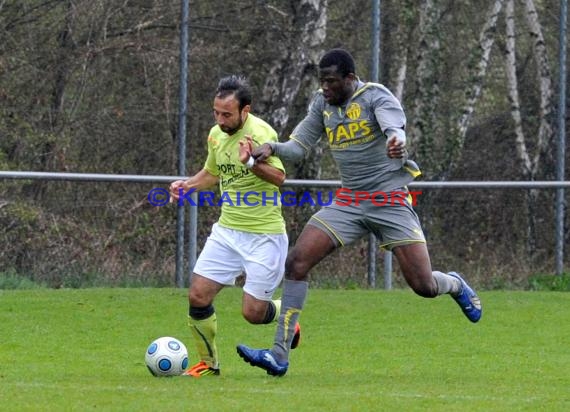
left=528, top=273, right=570, bottom=291
left=3, top=201, right=40, bottom=222
left=0, top=150, right=8, bottom=170
left=0, top=269, right=45, bottom=289
left=0, top=200, right=178, bottom=288
left=1, top=288, right=570, bottom=411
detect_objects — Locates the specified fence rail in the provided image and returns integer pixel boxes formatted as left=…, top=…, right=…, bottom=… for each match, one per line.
left=1, top=171, right=567, bottom=287
left=2, top=171, right=569, bottom=189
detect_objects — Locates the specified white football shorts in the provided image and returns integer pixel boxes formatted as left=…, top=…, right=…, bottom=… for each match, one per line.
left=193, top=223, right=288, bottom=301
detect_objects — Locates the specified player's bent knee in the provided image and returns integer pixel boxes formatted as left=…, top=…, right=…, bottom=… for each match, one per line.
left=189, top=289, right=210, bottom=308
left=242, top=308, right=265, bottom=324
left=285, top=256, right=311, bottom=281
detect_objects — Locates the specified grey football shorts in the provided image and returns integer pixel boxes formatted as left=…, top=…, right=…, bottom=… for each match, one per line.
left=307, top=188, right=426, bottom=250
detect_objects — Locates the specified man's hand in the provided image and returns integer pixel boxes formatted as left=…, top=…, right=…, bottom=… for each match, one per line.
left=251, top=143, right=273, bottom=162
left=169, top=180, right=187, bottom=201
left=239, top=135, right=255, bottom=164
left=386, top=136, right=406, bottom=159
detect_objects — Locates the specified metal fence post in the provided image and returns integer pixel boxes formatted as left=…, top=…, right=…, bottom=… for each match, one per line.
left=555, top=0, right=567, bottom=275
left=175, top=0, right=189, bottom=288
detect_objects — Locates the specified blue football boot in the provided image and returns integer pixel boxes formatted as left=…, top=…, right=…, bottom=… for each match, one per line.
left=236, top=345, right=288, bottom=376
left=449, top=272, right=482, bottom=323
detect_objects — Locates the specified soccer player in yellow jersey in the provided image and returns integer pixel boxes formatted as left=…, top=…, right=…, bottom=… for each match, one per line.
left=169, top=75, right=299, bottom=377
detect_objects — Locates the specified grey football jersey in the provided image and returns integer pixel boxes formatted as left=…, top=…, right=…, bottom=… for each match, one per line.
left=290, top=81, right=420, bottom=192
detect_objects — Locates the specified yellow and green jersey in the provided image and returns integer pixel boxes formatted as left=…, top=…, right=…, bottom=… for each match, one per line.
left=204, top=113, right=286, bottom=234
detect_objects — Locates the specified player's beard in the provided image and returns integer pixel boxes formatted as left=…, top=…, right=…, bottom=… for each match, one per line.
left=325, top=80, right=355, bottom=106
left=327, top=88, right=352, bottom=106
left=220, top=114, right=244, bottom=135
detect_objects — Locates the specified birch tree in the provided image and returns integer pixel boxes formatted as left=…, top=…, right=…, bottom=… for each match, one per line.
left=258, top=0, right=327, bottom=138
left=384, top=0, right=417, bottom=101
left=504, top=0, right=530, bottom=176
left=503, top=0, right=555, bottom=254
left=410, top=0, right=442, bottom=167
left=521, top=0, right=554, bottom=177
left=447, top=0, right=505, bottom=174
left=255, top=0, right=327, bottom=240
left=255, top=0, right=328, bottom=182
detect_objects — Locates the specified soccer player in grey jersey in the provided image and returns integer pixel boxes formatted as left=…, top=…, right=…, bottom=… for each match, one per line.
left=237, top=48, right=482, bottom=377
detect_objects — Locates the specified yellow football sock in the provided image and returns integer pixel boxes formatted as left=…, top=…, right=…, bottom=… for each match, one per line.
left=188, top=313, right=218, bottom=368
left=272, top=299, right=282, bottom=323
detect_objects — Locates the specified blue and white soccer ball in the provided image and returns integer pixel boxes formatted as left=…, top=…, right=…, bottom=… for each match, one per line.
left=145, top=336, right=189, bottom=377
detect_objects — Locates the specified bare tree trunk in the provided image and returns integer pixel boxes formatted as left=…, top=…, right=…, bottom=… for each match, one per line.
left=410, top=0, right=441, bottom=168
left=32, top=0, right=75, bottom=200
left=257, top=0, right=327, bottom=242
left=504, top=0, right=538, bottom=254
left=406, top=0, right=443, bottom=233
left=521, top=0, right=554, bottom=254
left=258, top=0, right=327, bottom=137
left=504, top=0, right=553, bottom=255
left=448, top=0, right=505, bottom=173
left=504, top=0, right=532, bottom=177
left=390, top=0, right=416, bottom=102
left=394, top=56, right=407, bottom=102
left=522, top=0, right=554, bottom=176
left=256, top=0, right=327, bottom=180
left=457, top=0, right=504, bottom=137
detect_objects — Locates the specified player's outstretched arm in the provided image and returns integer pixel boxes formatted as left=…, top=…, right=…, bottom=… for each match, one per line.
left=169, top=169, right=218, bottom=200
left=251, top=143, right=274, bottom=162
left=253, top=139, right=306, bottom=164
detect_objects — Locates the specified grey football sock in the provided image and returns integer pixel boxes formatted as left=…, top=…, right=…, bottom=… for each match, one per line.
left=432, top=271, right=461, bottom=296
left=272, top=279, right=308, bottom=362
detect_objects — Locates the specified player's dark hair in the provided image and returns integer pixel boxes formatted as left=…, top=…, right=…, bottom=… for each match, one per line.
left=215, top=75, right=252, bottom=110
left=318, top=48, right=356, bottom=78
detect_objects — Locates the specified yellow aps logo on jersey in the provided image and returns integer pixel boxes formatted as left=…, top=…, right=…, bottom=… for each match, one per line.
left=346, top=103, right=361, bottom=120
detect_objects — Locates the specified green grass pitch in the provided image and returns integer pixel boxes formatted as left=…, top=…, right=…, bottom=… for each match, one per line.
left=1, top=288, right=569, bottom=411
